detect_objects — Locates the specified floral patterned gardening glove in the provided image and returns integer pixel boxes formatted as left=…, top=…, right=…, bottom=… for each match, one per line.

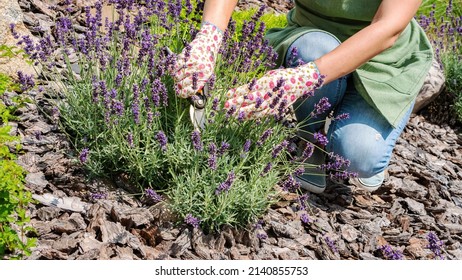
left=224, top=62, right=324, bottom=120
left=173, top=22, right=223, bottom=98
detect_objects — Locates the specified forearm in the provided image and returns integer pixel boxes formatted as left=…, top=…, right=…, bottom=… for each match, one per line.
left=314, top=21, right=400, bottom=84
left=203, top=0, right=238, bottom=31
left=314, top=0, right=421, bottom=84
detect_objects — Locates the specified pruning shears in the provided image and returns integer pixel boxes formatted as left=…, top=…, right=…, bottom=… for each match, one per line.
left=164, top=47, right=207, bottom=132
left=188, top=84, right=207, bottom=132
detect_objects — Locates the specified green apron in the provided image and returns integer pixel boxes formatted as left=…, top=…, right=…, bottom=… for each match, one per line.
left=265, top=0, right=433, bottom=127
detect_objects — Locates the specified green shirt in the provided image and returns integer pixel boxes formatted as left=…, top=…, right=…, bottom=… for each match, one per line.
left=265, top=0, right=433, bottom=127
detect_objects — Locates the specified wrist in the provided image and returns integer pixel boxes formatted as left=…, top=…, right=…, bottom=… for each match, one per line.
left=201, top=21, right=224, bottom=35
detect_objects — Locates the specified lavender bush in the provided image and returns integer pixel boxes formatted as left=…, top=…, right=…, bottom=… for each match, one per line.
left=14, top=0, right=353, bottom=231
left=417, top=0, right=462, bottom=124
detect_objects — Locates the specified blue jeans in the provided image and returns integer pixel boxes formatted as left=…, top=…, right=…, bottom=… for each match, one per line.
left=285, top=31, right=412, bottom=186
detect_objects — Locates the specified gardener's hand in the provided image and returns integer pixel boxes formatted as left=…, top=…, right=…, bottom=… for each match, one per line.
left=173, top=22, right=223, bottom=98
left=224, top=62, right=324, bottom=120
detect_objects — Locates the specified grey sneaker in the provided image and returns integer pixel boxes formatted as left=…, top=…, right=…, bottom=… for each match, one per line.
left=348, top=170, right=388, bottom=192
left=296, top=172, right=326, bottom=193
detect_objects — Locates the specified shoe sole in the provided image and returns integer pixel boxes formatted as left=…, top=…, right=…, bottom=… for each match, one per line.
left=349, top=177, right=381, bottom=192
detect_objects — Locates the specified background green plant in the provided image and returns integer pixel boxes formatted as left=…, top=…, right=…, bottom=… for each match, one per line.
left=232, top=8, right=287, bottom=33
left=442, top=53, right=462, bottom=122
left=418, top=0, right=462, bottom=18
left=417, top=0, right=462, bottom=125
left=0, top=77, right=36, bottom=259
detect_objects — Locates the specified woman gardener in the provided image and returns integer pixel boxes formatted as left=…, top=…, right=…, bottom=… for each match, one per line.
left=172, top=0, right=433, bottom=193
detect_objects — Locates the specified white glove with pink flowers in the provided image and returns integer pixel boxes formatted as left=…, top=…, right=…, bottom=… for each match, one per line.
left=224, top=62, right=324, bottom=120
left=173, top=22, right=223, bottom=98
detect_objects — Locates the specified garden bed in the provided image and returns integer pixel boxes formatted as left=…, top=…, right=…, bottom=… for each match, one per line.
left=1, top=0, right=462, bottom=260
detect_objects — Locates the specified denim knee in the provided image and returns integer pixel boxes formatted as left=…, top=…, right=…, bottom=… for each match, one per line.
left=328, top=123, right=390, bottom=178
left=285, top=31, right=345, bottom=134
left=284, top=31, right=341, bottom=67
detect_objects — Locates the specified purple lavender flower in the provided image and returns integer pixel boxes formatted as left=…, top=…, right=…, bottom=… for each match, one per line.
left=273, top=77, right=286, bottom=92
left=254, top=220, right=264, bottom=229
left=297, top=193, right=309, bottom=211
left=271, top=140, right=289, bottom=158
left=17, top=71, right=35, bottom=91
left=243, top=139, right=251, bottom=153
left=248, top=78, right=257, bottom=90
left=218, top=141, right=230, bottom=156
left=191, top=131, right=203, bottom=151
left=184, top=213, right=201, bottom=228
left=225, top=105, right=236, bottom=119
left=293, top=167, right=305, bottom=177
left=329, top=170, right=358, bottom=181
left=287, top=46, right=299, bottom=66
left=56, top=17, right=73, bottom=45
left=255, top=96, right=263, bottom=109
left=192, top=72, right=198, bottom=91
left=379, top=244, right=404, bottom=260
left=156, top=130, right=168, bottom=152
left=91, top=192, right=107, bottom=200
left=17, top=35, right=35, bottom=57
left=115, top=74, right=123, bottom=87
left=310, top=97, right=331, bottom=118
left=324, top=235, right=338, bottom=253
left=256, top=128, right=273, bottom=146
left=132, top=102, right=140, bottom=124
left=256, top=233, right=267, bottom=240
left=321, top=152, right=351, bottom=171
left=79, top=148, right=89, bottom=164
left=334, top=113, right=350, bottom=120
left=313, top=132, right=328, bottom=146
left=152, top=78, right=168, bottom=106
left=261, top=162, right=273, bottom=176
left=215, top=171, right=236, bottom=195
left=427, top=232, right=444, bottom=260
left=300, top=213, right=312, bottom=225
left=208, top=142, right=218, bottom=170
left=145, top=188, right=163, bottom=204
left=167, top=0, right=182, bottom=18
left=280, top=175, right=301, bottom=192
left=127, top=133, right=134, bottom=148
left=112, top=100, right=124, bottom=116
left=9, top=23, right=19, bottom=39
left=275, top=98, right=288, bottom=121
left=237, top=110, right=245, bottom=122
left=211, top=97, right=219, bottom=111
left=300, top=142, right=314, bottom=161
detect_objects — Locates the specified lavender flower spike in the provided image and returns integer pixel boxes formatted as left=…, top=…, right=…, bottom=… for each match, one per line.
left=215, top=171, right=236, bottom=194
left=324, top=235, right=338, bottom=253
left=379, top=244, right=404, bottom=260
left=184, top=213, right=201, bottom=228
left=208, top=142, right=218, bottom=170
left=155, top=130, right=168, bottom=152
left=310, top=97, right=331, bottom=118
left=191, top=131, right=203, bottom=151
left=427, top=232, right=445, bottom=260
left=145, top=188, right=163, bottom=204
left=79, top=148, right=89, bottom=163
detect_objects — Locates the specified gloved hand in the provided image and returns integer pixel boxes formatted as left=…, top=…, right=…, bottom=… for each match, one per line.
left=173, top=22, right=223, bottom=98
left=224, top=62, right=323, bottom=120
